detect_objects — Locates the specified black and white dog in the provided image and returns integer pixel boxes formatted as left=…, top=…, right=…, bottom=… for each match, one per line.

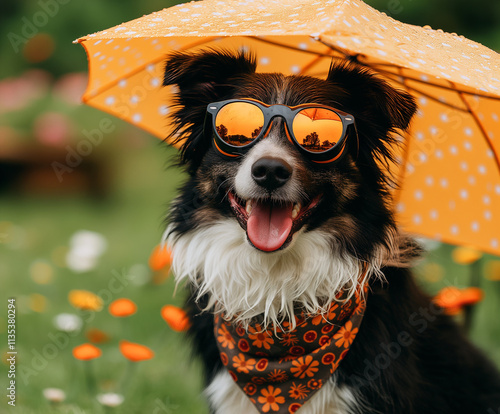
left=162, top=49, right=500, bottom=413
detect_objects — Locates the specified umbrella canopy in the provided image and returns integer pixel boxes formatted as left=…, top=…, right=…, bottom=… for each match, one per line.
left=75, top=0, right=500, bottom=255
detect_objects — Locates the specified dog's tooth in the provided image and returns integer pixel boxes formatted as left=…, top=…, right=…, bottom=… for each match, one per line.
left=246, top=200, right=253, bottom=215
left=292, top=203, right=301, bottom=219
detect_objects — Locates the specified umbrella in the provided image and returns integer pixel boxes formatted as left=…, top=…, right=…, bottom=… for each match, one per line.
left=75, top=0, right=500, bottom=256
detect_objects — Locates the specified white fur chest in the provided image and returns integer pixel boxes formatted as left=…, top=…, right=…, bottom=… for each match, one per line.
left=166, top=219, right=375, bottom=330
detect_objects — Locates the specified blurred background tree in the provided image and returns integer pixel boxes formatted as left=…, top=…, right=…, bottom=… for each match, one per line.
left=368, top=0, right=500, bottom=51
left=0, top=0, right=181, bottom=78
left=0, top=0, right=498, bottom=78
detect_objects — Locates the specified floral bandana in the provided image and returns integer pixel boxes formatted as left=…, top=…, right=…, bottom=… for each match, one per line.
left=214, top=285, right=368, bottom=413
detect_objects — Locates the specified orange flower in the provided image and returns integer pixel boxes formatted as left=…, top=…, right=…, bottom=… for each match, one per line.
left=307, top=378, right=323, bottom=390
left=289, top=403, right=302, bottom=413
left=257, top=385, right=285, bottom=413
left=243, top=382, right=257, bottom=396
left=278, top=354, right=296, bottom=364
left=251, top=376, right=266, bottom=385
left=149, top=244, right=172, bottom=271
left=326, top=304, right=339, bottom=320
left=290, top=355, right=319, bottom=379
left=68, top=290, right=103, bottom=311
left=452, top=246, right=482, bottom=265
left=267, top=369, right=288, bottom=383
left=73, top=343, right=102, bottom=360
left=248, top=325, right=274, bottom=350
left=485, top=261, right=500, bottom=281
left=289, top=382, right=309, bottom=399
left=354, top=301, right=366, bottom=316
left=321, top=352, right=336, bottom=365
left=460, top=287, right=483, bottom=306
left=280, top=332, right=299, bottom=347
left=86, top=328, right=110, bottom=344
left=333, top=320, right=358, bottom=348
left=434, top=286, right=483, bottom=315
left=30, top=293, right=47, bottom=313
left=304, top=330, right=317, bottom=343
left=233, top=353, right=256, bottom=373
left=434, top=286, right=462, bottom=314
left=217, top=324, right=236, bottom=349
left=161, top=305, right=190, bottom=332
left=119, top=340, right=154, bottom=362
left=311, top=314, right=324, bottom=325
left=109, top=298, right=137, bottom=317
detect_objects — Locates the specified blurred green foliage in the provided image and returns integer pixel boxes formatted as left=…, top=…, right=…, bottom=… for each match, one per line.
left=0, top=0, right=182, bottom=78
left=366, top=0, right=500, bottom=51
left=0, top=0, right=498, bottom=79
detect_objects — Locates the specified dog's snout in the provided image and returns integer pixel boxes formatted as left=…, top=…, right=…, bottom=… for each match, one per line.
left=251, top=157, right=292, bottom=191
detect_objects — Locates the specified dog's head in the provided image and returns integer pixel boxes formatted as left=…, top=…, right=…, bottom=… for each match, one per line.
left=163, top=49, right=418, bottom=326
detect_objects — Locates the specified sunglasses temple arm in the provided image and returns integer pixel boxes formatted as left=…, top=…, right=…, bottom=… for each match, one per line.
left=351, top=123, right=360, bottom=161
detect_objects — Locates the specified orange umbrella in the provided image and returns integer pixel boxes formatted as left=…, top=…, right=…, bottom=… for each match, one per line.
left=75, top=0, right=500, bottom=255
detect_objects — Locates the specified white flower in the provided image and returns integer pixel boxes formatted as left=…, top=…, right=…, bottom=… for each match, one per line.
left=53, top=313, right=83, bottom=333
left=65, top=251, right=98, bottom=273
left=70, top=230, right=108, bottom=255
left=43, top=388, right=66, bottom=402
left=97, top=393, right=124, bottom=407
left=66, top=230, right=108, bottom=273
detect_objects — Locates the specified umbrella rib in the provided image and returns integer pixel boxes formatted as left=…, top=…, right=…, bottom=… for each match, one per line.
left=454, top=83, right=500, bottom=177
left=381, top=74, right=470, bottom=113
left=259, top=36, right=494, bottom=104
left=392, top=68, right=412, bottom=207
left=316, top=38, right=500, bottom=100
left=373, top=67, right=500, bottom=100
left=317, top=38, right=416, bottom=69
left=249, top=36, right=344, bottom=59
left=299, top=47, right=336, bottom=75
left=82, top=36, right=219, bottom=101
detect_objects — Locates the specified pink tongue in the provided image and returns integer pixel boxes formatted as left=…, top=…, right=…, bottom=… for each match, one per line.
left=247, top=201, right=294, bottom=252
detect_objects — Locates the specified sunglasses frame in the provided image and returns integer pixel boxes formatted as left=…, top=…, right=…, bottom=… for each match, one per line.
left=205, top=98, right=357, bottom=163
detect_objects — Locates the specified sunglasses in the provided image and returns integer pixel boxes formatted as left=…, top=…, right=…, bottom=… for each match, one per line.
left=205, top=99, right=357, bottom=163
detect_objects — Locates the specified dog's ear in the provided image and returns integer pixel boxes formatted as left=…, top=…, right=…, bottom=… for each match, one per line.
left=327, top=61, right=417, bottom=132
left=163, top=50, right=257, bottom=173
left=164, top=49, right=256, bottom=90
left=327, top=61, right=417, bottom=193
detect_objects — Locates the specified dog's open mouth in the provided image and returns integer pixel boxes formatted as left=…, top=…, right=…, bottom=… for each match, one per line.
left=228, top=192, right=322, bottom=252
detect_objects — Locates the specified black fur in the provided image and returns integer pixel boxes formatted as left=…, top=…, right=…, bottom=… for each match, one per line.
left=340, top=268, right=500, bottom=413
left=163, top=49, right=257, bottom=174
left=163, top=49, right=500, bottom=413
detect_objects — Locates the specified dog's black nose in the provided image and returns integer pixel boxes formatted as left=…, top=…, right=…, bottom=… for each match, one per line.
left=251, top=157, right=292, bottom=191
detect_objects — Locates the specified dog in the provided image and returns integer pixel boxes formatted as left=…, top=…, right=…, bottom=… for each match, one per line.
left=161, top=49, right=500, bottom=414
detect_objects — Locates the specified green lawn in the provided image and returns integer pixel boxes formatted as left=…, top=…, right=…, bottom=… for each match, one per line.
left=1, top=135, right=500, bottom=413
left=1, top=139, right=208, bottom=413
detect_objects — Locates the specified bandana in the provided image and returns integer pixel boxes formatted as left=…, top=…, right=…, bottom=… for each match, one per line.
left=214, top=285, right=367, bottom=414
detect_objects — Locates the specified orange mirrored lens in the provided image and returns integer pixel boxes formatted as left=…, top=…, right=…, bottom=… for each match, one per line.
left=215, top=102, right=264, bottom=146
left=292, top=108, right=343, bottom=152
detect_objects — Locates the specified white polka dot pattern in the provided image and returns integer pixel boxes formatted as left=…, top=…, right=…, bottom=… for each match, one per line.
left=75, top=0, right=500, bottom=255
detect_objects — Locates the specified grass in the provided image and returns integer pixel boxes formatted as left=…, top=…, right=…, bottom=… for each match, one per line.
left=1, top=138, right=208, bottom=413
left=1, top=133, right=500, bottom=413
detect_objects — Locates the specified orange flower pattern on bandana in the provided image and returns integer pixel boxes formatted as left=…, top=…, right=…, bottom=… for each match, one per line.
left=214, top=286, right=367, bottom=414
